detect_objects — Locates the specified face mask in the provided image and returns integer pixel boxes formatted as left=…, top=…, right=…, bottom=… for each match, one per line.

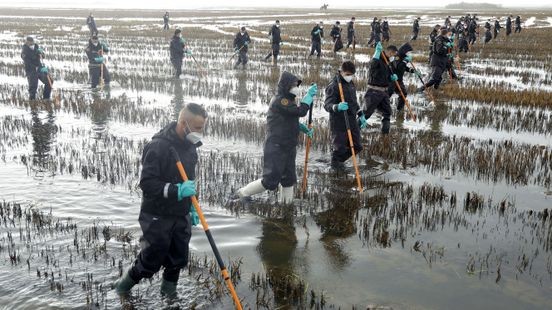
left=341, top=73, right=354, bottom=83
left=276, top=24, right=280, bottom=28
left=289, top=86, right=301, bottom=96
left=241, top=32, right=245, bottom=35
left=319, top=25, right=323, bottom=29
left=92, top=42, right=98, bottom=46
left=389, top=56, right=395, bottom=62
left=184, top=120, right=203, bottom=145
left=29, top=44, right=35, bottom=50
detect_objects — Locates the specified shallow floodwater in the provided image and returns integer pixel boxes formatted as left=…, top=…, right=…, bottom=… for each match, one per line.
left=1, top=8, right=551, bottom=310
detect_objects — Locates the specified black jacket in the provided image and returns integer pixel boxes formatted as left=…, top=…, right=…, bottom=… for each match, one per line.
left=21, top=44, right=43, bottom=75
left=311, top=25, right=324, bottom=42
left=86, top=16, right=96, bottom=28
left=324, top=74, right=360, bottom=132
left=85, top=41, right=109, bottom=64
left=431, top=35, right=449, bottom=67
left=391, top=60, right=415, bottom=82
left=347, top=21, right=355, bottom=38
left=373, top=22, right=381, bottom=35
left=429, top=29, right=438, bottom=44
left=368, top=57, right=392, bottom=87
left=163, top=14, right=169, bottom=23
left=170, top=35, right=184, bottom=61
left=413, top=20, right=420, bottom=32
left=269, top=25, right=281, bottom=44
left=234, top=31, right=250, bottom=52
left=506, top=17, right=512, bottom=28
left=330, top=25, right=341, bottom=40
left=515, top=16, right=521, bottom=26
left=265, top=72, right=309, bottom=148
left=140, top=122, right=198, bottom=217
left=381, top=21, right=390, bottom=33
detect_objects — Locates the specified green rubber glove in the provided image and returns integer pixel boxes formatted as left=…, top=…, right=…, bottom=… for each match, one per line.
left=299, top=123, right=314, bottom=138
left=39, top=66, right=48, bottom=74
left=177, top=180, right=196, bottom=201
left=358, top=114, right=368, bottom=129
left=390, top=74, right=398, bottom=82
left=190, top=207, right=200, bottom=226
left=37, top=48, right=44, bottom=54
left=301, top=83, right=318, bottom=106
left=373, top=42, right=383, bottom=59
left=94, top=56, right=104, bottom=63
left=186, top=49, right=192, bottom=56
left=337, top=102, right=349, bottom=111
left=404, top=54, right=413, bottom=62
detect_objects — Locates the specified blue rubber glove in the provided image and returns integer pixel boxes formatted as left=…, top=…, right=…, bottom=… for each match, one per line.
left=373, top=42, right=383, bottom=59
left=448, top=53, right=454, bottom=59
left=414, top=70, right=422, bottom=77
left=234, top=47, right=239, bottom=52
left=39, top=66, right=48, bottom=74
left=314, top=29, right=320, bottom=35
left=299, top=123, right=314, bottom=138
left=177, top=180, right=196, bottom=201
left=358, top=114, right=368, bottom=129
left=186, top=49, right=192, bottom=56
left=244, top=41, right=249, bottom=46
left=390, top=74, right=398, bottom=82
left=100, top=42, right=109, bottom=52
left=446, top=42, right=454, bottom=48
left=94, top=56, right=104, bottom=64
left=180, top=37, right=186, bottom=44
left=37, top=48, right=44, bottom=54
left=190, top=207, right=200, bottom=226
left=337, top=102, right=349, bottom=111
left=301, top=83, right=318, bottom=106
left=404, top=54, right=413, bottom=62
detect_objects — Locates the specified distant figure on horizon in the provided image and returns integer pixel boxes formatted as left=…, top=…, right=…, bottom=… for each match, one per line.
left=163, top=12, right=170, bottom=31
left=86, top=13, right=98, bottom=36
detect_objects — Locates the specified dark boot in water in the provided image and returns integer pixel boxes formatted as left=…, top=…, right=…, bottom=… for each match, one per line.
left=160, top=279, right=178, bottom=299
left=113, top=269, right=137, bottom=296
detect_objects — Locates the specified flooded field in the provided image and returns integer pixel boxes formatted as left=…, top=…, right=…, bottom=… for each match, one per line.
left=0, top=7, right=551, bottom=309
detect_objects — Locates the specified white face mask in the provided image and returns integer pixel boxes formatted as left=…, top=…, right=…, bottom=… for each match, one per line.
left=92, top=42, right=98, bottom=46
left=185, top=120, right=203, bottom=145
left=240, top=31, right=245, bottom=35
left=341, top=73, right=354, bottom=83
left=29, top=44, right=35, bottom=50
left=389, top=56, right=395, bottom=62
left=289, top=86, right=301, bottom=96
left=276, top=24, right=280, bottom=28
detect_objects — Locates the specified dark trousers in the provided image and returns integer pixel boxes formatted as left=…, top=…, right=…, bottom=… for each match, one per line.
left=446, top=61, right=458, bottom=79
left=88, top=26, right=98, bottom=36
left=129, top=212, right=192, bottom=283
left=506, top=27, right=512, bottom=36
left=171, top=58, right=182, bottom=77
left=310, top=41, right=321, bottom=57
left=27, top=71, right=52, bottom=100
left=333, top=38, right=343, bottom=52
left=261, top=141, right=297, bottom=190
left=265, top=43, right=280, bottom=60
left=331, top=125, right=363, bottom=163
left=468, top=33, right=477, bottom=45
left=425, top=65, right=446, bottom=89
left=347, top=35, right=355, bottom=48
left=235, top=50, right=248, bottom=68
left=163, top=23, right=169, bottom=30
left=388, top=81, right=407, bottom=111
left=89, top=64, right=110, bottom=88
left=411, top=30, right=419, bottom=40
left=364, top=89, right=392, bottom=134
left=368, top=32, right=380, bottom=46
left=382, top=32, right=390, bottom=42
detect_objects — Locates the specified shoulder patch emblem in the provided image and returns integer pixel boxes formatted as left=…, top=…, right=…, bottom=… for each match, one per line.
left=281, top=98, right=289, bottom=106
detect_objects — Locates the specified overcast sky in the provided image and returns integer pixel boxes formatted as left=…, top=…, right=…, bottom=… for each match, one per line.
left=0, top=0, right=549, bottom=9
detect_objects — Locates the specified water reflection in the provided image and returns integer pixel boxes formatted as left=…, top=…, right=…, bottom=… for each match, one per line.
left=30, top=102, right=57, bottom=178
left=235, top=71, right=249, bottom=106
left=172, top=79, right=184, bottom=120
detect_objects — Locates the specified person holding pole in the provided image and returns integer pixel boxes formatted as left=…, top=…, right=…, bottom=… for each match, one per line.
left=113, top=103, right=207, bottom=299
left=235, top=72, right=317, bottom=204
left=324, top=61, right=363, bottom=172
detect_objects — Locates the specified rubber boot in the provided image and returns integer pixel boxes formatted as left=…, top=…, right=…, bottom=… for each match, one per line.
left=160, top=279, right=178, bottom=299
left=236, top=179, right=266, bottom=198
left=278, top=185, right=294, bottom=204
left=113, top=269, right=137, bottom=296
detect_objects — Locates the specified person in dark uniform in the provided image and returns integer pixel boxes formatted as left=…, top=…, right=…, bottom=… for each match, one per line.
left=21, top=37, right=52, bottom=100
left=388, top=43, right=419, bottom=113
left=428, top=24, right=440, bottom=63
left=381, top=17, right=391, bottom=42
left=330, top=21, right=344, bottom=54
left=85, top=35, right=110, bottom=88
left=515, top=16, right=522, bottom=33
left=346, top=17, right=356, bottom=49
left=235, top=72, right=318, bottom=204
left=264, top=20, right=283, bottom=65
left=418, top=28, right=451, bottom=92
left=363, top=42, right=398, bottom=135
left=484, top=21, right=492, bottom=44
left=163, top=12, right=170, bottom=30
left=506, top=15, right=512, bottom=36
left=324, top=61, right=363, bottom=170
left=468, top=18, right=478, bottom=46
left=169, top=29, right=191, bottom=78
left=411, top=17, right=420, bottom=40
left=233, top=26, right=251, bottom=69
left=493, top=18, right=502, bottom=39
left=113, top=103, right=208, bottom=299
left=368, top=17, right=381, bottom=47
left=86, top=13, right=98, bottom=36
left=309, top=21, right=324, bottom=58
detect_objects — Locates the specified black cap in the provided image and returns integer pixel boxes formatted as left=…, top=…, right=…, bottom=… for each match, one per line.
left=276, top=20, right=280, bottom=23
left=91, top=35, right=98, bottom=40
left=174, top=29, right=181, bottom=35
left=386, top=45, right=398, bottom=52
left=336, top=21, right=340, bottom=24
left=241, top=26, right=246, bottom=31
left=26, top=36, right=34, bottom=42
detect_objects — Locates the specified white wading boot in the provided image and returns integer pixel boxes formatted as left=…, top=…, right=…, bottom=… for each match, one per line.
left=278, top=185, right=294, bottom=204
left=237, top=179, right=266, bottom=199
